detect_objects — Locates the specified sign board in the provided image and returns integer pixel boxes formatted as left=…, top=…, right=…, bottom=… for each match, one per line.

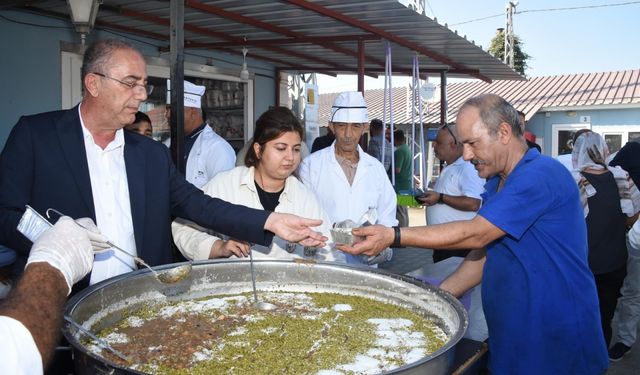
left=427, top=128, right=439, bottom=141
left=579, top=115, right=591, bottom=123
left=304, top=83, right=320, bottom=144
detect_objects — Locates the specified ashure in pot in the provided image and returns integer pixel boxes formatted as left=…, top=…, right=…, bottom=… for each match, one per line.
left=64, top=260, right=468, bottom=374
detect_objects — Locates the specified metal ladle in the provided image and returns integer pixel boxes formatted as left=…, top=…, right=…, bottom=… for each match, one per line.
left=106, top=241, right=192, bottom=284
left=44, top=208, right=191, bottom=284
left=248, top=249, right=277, bottom=311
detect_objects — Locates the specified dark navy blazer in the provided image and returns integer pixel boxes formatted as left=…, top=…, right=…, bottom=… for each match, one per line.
left=0, top=106, right=272, bottom=275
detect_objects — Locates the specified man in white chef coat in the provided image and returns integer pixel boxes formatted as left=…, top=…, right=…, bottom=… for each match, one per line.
left=165, top=80, right=236, bottom=189
left=298, top=91, right=397, bottom=266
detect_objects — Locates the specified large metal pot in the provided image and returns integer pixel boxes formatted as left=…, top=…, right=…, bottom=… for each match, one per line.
left=64, top=260, right=468, bottom=374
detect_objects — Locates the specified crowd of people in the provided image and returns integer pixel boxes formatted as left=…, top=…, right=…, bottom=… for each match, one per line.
left=0, top=38, right=639, bottom=374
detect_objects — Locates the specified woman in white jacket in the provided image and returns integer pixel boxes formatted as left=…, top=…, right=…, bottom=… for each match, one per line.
left=172, top=107, right=345, bottom=263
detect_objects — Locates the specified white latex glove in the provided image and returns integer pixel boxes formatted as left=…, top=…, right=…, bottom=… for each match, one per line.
left=26, top=216, right=94, bottom=295
left=75, top=217, right=111, bottom=253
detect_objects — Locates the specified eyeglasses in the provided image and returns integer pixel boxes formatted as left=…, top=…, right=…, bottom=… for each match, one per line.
left=92, top=72, right=154, bottom=95
left=441, top=124, right=458, bottom=144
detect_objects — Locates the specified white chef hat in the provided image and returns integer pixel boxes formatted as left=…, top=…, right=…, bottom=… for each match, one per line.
left=329, top=91, right=368, bottom=123
left=166, top=80, right=206, bottom=108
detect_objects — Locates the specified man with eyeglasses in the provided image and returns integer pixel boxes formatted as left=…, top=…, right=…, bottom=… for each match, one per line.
left=0, top=39, right=326, bottom=293
left=417, top=124, right=484, bottom=262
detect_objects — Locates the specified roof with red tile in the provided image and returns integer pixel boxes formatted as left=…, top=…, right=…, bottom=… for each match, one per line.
left=319, top=69, right=640, bottom=126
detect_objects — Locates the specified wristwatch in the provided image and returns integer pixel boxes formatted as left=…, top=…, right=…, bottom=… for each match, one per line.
left=438, top=193, right=445, bottom=204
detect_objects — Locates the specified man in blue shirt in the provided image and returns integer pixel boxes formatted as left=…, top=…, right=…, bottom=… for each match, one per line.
left=340, top=93, right=608, bottom=374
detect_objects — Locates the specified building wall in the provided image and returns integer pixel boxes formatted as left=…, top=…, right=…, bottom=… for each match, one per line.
left=527, top=107, right=640, bottom=154
left=0, top=10, right=276, bottom=149
left=0, top=11, right=72, bottom=149
left=254, top=74, right=275, bottom=122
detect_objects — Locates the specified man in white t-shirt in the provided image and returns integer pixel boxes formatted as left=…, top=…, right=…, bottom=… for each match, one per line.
left=417, top=124, right=485, bottom=262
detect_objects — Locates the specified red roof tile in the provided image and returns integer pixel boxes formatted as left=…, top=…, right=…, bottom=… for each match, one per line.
left=319, top=69, right=640, bottom=126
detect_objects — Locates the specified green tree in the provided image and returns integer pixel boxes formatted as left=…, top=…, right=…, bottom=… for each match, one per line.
left=488, top=30, right=531, bottom=76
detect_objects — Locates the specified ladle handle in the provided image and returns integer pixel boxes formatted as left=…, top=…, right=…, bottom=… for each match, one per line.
left=46, top=208, right=164, bottom=280
left=64, top=316, right=130, bottom=362
left=106, top=242, right=159, bottom=276
left=249, top=249, right=259, bottom=304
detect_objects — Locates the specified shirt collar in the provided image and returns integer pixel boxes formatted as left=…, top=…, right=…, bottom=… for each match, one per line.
left=451, top=156, right=466, bottom=166
left=330, top=143, right=368, bottom=164
left=484, top=147, right=539, bottom=189
left=240, top=166, right=293, bottom=203
left=78, top=104, right=125, bottom=150
left=521, top=147, right=540, bottom=164
left=501, top=147, right=539, bottom=179
left=186, top=123, right=206, bottom=139
left=240, top=166, right=257, bottom=191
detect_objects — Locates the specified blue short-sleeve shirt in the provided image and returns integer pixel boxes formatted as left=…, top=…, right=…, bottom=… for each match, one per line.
left=478, top=149, right=608, bottom=375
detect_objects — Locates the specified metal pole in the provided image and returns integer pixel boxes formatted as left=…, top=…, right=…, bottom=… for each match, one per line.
left=417, top=65, right=426, bottom=191
left=357, top=39, right=365, bottom=93
left=410, top=55, right=417, bottom=186
left=387, top=44, right=395, bottom=187
left=357, top=39, right=367, bottom=151
left=275, top=68, right=281, bottom=107
left=170, top=0, right=185, bottom=172
left=439, top=71, right=447, bottom=126
left=504, top=1, right=516, bottom=69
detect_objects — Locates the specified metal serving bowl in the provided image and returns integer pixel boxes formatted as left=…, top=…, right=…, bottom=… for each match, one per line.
left=64, top=260, right=468, bottom=374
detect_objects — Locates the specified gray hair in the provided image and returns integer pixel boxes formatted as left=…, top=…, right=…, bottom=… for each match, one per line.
left=81, top=39, right=139, bottom=82
left=460, top=94, right=522, bottom=138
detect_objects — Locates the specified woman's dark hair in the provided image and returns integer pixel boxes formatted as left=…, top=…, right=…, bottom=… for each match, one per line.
left=133, top=111, right=151, bottom=125
left=245, top=107, right=303, bottom=167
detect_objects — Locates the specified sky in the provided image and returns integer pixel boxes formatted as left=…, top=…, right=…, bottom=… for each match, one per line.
left=317, top=0, right=640, bottom=93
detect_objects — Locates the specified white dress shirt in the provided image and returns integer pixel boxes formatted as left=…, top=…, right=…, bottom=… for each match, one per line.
left=0, top=316, right=42, bottom=374
left=79, top=106, right=136, bottom=284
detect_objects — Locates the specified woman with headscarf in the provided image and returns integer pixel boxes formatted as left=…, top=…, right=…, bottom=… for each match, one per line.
left=571, top=131, right=640, bottom=346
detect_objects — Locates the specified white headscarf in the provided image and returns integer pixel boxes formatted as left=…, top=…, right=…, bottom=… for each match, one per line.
left=571, top=131, right=609, bottom=171
left=571, top=132, right=640, bottom=217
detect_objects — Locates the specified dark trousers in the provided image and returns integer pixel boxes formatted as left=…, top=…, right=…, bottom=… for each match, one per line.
left=594, top=265, right=627, bottom=346
left=432, top=249, right=471, bottom=263
left=396, top=205, right=409, bottom=227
